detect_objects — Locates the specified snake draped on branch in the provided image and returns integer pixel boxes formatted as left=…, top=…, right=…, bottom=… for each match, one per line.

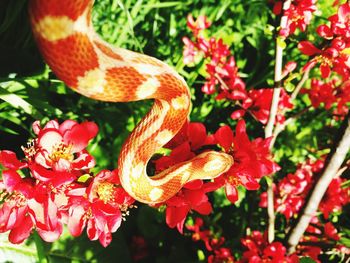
left=28, top=0, right=233, bottom=204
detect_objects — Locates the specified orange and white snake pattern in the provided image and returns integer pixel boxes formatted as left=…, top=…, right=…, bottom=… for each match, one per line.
left=28, top=0, right=233, bottom=204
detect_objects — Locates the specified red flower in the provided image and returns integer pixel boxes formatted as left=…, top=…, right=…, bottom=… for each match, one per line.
left=329, top=3, right=350, bottom=38
left=260, top=157, right=349, bottom=221
left=260, top=159, right=321, bottom=220
left=319, top=177, right=349, bottom=219
left=233, top=88, right=293, bottom=124
left=164, top=180, right=214, bottom=233
left=299, top=36, right=350, bottom=80
left=280, top=0, right=317, bottom=37
left=187, top=14, right=211, bottom=36
left=214, top=120, right=280, bottom=203
left=154, top=122, right=215, bottom=172
left=0, top=150, right=65, bottom=243
left=183, top=36, right=199, bottom=64
left=302, top=78, right=350, bottom=118
left=239, top=231, right=299, bottom=263
left=67, top=169, right=134, bottom=247
left=0, top=119, right=135, bottom=246
left=324, top=222, right=340, bottom=241
left=186, top=217, right=211, bottom=243
left=183, top=14, right=246, bottom=101
left=186, top=217, right=235, bottom=263
left=0, top=169, right=35, bottom=244
left=208, top=248, right=235, bottom=263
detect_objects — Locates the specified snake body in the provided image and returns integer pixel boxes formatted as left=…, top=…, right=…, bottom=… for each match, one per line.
left=28, top=0, right=233, bottom=204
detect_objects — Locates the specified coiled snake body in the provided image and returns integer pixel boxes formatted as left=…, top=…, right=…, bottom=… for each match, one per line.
left=28, top=0, right=233, bottom=204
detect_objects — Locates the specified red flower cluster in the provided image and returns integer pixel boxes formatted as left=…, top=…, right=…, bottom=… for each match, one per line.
left=186, top=218, right=235, bottom=263
left=231, top=88, right=294, bottom=124
left=239, top=231, right=299, bottom=262
left=183, top=15, right=294, bottom=125
left=279, top=0, right=317, bottom=37
left=183, top=15, right=246, bottom=101
left=0, top=120, right=134, bottom=247
left=302, top=78, right=350, bottom=117
left=154, top=120, right=278, bottom=231
left=214, top=120, right=280, bottom=203
left=258, top=157, right=349, bottom=260
left=260, top=158, right=349, bottom=220
left=296, top=218, right=346, bottom=262
left=299, top=3, right=350, bottom=80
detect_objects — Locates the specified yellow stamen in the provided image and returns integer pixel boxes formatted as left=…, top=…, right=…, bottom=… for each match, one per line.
left=96, top=182, right=116, bottom=204
left=49, top=142, right=74, bottom=162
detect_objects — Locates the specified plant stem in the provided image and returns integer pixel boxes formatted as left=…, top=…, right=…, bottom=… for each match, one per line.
left=265, top=0, right=292, bottom=244
left=287, top=112, right=350, bottom=254
left=291, top=68, right=310, bottom=101
left=33, top=232, right=48, bottom=263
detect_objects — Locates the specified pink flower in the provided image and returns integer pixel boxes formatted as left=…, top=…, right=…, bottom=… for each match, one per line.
left=280, top=0, right=317, bottom=37
left=187, top=14, right=211, bottom=36
left=31, top=119, right=98, bottom=172
left=0, top=169, right=35, bottom=244
left=329, top=3, right=350, bottom=38
left=67, top=169, right=134, bottom=247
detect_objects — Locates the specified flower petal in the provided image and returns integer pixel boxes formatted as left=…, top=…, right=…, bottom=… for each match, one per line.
left=298, top=41, right=321, bottom=56
left=215, top=125, right=234, bottom=152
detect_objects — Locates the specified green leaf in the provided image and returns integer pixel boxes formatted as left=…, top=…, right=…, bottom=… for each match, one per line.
left=300, top=257, right=317, bottom=263
left=0, top=86, right=33, bottom=115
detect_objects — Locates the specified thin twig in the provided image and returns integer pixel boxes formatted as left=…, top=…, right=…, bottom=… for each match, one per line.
left=291, top=68, right=310, bottom=101
left=265, top=0, right=292, bottom=244
left=287, top=112, right=350, bottom=254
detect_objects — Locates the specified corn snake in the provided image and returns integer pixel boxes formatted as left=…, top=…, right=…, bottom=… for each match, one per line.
left=28, top=0, right=233, bottom=204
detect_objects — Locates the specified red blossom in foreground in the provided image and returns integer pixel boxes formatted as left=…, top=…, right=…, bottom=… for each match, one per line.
left=164, top=180, right=214, bottom=233
left=30, top=119, right=98, bottom=173
left=0, top=168, right=35, bottom=244
left=67, top=170, right=134, bottom=247
left=154, top=122, right=215, bottom=172
left=0, top=119, right=134, bottom=247
left=214, top=120, right=280, bottom=203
